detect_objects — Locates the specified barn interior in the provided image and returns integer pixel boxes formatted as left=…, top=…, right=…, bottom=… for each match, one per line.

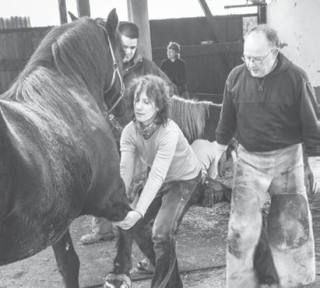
left=0, top=1, right=319, bottom=287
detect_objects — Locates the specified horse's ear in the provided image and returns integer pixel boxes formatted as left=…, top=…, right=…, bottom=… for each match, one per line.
left=106, top=8, right=118, bottom=36
left=68, top=11, right=78, bottom=22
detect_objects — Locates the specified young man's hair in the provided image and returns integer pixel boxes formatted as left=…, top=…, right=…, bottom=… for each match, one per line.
left=245, top=24, right=280, bottom=48
left=118, top=21, right=139, bottom=39
left=126, top=75, right=170, bottom=125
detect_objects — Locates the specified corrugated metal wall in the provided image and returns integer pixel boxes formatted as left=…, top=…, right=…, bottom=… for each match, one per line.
left=0, top=15, right=246, bottom=96
left=149, top=15, right=245, bottom=47
left=0, top=26, right=51, bottom=93
left=150, top=15, right=246, bottom=96
left=0, top=16, right=31, bottom=30
left=153, top=42, right=243, bottom=96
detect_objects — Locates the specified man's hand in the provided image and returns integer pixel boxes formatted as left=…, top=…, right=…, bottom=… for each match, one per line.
left=113, top=210, right=142, bottom=230
left=217, top=151, right=228, bottom=178
left=207, top=142, right=228, bottom=179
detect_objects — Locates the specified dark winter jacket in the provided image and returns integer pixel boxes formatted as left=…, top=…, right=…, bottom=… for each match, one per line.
left=216, top=53, right=320, bottom=156
left=160, top=58, right=187, bottom=95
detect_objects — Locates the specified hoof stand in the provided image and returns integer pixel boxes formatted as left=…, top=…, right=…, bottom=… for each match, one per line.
left=104, top=273, right=132, bottom=288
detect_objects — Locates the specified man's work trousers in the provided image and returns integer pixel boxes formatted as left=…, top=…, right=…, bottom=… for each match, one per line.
left=227, top=143, right=316, bottom=288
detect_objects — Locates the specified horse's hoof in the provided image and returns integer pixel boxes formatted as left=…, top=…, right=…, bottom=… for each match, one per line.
left=104, top=273, right=131, bottom=288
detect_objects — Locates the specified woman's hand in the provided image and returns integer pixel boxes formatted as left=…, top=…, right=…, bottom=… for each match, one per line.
left=113, top=210, right=142, bottom=230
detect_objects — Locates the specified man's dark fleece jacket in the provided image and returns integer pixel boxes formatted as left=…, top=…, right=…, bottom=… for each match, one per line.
left=216, top=53, right=320, bottom=156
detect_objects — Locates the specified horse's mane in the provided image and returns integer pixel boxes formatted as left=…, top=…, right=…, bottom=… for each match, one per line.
left=2, top=17, right=112, bottom=112
left=170, top=95, right=221, bottom=143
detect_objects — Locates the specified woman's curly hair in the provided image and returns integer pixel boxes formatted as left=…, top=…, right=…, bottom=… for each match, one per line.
left=125, top=74, right=171, bottom=125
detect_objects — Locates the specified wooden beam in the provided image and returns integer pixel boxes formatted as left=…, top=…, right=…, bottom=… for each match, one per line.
left=257, top=5, right=267, bottom=24
left=197, top=0, right=234, bottom=70
left=225, top=3, right=266, bottom=9
left=197, top=0, right=222, bottom=43
left=152, top=42, right=243, bottom=59
left=76, top=0, right=91, bottom=17
left=58, top=0, right=68, bottom=24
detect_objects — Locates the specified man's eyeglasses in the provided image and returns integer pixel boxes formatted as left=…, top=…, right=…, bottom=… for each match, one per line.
left=241, top=48, right=277, bottom=65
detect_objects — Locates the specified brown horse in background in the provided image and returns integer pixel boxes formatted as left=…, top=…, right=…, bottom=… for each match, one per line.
left=0, top=9, right=131, bottom=288
left=169, top=95, right=220, bottom=143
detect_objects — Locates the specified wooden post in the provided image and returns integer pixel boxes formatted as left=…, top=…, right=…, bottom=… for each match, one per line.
left=258, top=5, right=267, bottom=24
left=76, top=0, right=91, bottom=17
left=127, top=0, right=152, bottom=60
left=58, top=0, right=68, bottom=24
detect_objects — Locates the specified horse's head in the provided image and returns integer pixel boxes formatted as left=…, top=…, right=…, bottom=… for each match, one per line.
left=49, top=9, right=124, bottom=116
left=95, top=10, right=125, bottom=116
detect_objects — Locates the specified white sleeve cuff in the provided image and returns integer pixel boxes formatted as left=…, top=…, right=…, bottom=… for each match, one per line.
left=216, top=143, right=228, bottom=153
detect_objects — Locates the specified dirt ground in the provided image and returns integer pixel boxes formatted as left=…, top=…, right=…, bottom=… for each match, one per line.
left=1, top=191, right=320, bottom=288
left=0, top=202, right=229, bottom=288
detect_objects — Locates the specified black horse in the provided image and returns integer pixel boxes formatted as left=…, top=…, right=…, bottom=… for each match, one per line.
left=0, top=9, right=131, bottom=288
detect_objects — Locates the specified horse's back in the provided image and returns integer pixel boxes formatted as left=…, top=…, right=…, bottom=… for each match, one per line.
left=170, top=96, right=222, bottom=143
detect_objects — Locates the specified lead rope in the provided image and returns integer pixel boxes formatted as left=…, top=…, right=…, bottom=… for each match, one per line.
left=108, top=114, right=123, bottom=132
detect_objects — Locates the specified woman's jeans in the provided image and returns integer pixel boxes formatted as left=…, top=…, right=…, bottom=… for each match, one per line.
left=227, top=143, right=316, bottom=288
left=132, top=172, right=202, bottom=288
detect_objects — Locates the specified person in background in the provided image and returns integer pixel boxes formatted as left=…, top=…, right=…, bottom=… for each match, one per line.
left=214, top=24, right=319, bottom=287
left=80, top=21, right=177, bottom=245
left=113, top=74, right=203, bottom=288
left=161, top=42, right=190, bottom=99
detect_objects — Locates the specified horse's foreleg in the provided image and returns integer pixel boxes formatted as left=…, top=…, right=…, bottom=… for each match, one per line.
left=104, top=228, right=134, bottom=288
left=52, top=229, right=80, bottom=288
left=114, top=229, right=134, bottom=274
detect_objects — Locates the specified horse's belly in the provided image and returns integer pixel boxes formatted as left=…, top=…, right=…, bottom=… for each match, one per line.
left=0, top=216, right=69, bottom=265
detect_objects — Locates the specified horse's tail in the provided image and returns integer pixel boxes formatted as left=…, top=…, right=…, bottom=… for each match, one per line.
left=0, top=103, right=14, bottom=223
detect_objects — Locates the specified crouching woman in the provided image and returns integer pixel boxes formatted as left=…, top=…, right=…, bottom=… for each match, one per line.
left=112, top=74, right=202, bottom=288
